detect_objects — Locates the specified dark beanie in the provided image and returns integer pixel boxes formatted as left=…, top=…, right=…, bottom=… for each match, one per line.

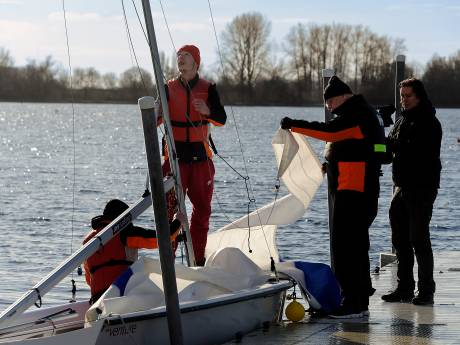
left=324, top=76, right=352, bottom=100
left=103, top=199, right=129, bottom=220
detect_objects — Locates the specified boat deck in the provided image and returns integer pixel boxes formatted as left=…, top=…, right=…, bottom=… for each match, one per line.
left=227, top=251, right=460, bottom=344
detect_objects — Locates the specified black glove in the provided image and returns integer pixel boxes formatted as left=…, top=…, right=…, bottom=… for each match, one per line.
left=280, top=117, right=293, bottom=129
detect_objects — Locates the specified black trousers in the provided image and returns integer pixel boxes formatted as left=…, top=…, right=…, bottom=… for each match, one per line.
left=330, top=190, right=378, bottom=309
left=390, top=187, right=437, bottom=294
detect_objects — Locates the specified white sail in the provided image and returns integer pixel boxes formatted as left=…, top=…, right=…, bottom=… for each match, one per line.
left=206, top=129, right=324, bottom=268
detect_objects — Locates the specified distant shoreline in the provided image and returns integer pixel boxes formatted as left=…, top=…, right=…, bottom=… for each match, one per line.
left=1, top=99, right=459, bottom=109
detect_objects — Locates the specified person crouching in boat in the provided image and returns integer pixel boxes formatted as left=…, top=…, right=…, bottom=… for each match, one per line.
left=83, top=199, right=184, bottom=303
left=280, top=76, right=384, bottom=319
left=159, top=44, right=227, bottom=266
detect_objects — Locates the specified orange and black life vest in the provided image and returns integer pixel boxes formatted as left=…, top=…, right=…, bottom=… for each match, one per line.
left=168, top=77, right=211, bottom=143
left=166, top=77, right=213, bottom=162
left=83, top=217, right=181, bottom=299
left=83, top=219, right=133, bottom=298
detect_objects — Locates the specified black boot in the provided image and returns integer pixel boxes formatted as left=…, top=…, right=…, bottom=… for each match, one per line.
left=412, top=291, right=434, bottom=305
left=381, top=289, right=414, bottom=302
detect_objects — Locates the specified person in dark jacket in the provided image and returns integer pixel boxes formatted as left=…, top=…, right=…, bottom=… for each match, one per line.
left=381, top=78, right=442, bottom=306
left=83, top=199, right=184, bottom=303
left=281, top=76, right=385, bottom=318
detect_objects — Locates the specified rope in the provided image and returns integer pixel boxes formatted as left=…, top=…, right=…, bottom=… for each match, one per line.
left=155, top=1, right=279, bottom=269
left=207, top=0, right=278, bottom=268
left=158, top=0, right=177, bottom=53
left=33, top=288, right=42, bottom=308
left=121, top=0, right=149, bottom=93
left=62, top=0, right=77, bottom=284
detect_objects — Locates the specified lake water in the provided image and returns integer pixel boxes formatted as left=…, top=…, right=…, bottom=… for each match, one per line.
left=0, top=102, right=458, bottom=311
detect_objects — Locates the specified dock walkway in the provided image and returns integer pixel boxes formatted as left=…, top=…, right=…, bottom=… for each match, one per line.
left=228, top=251, right=460, bottom=344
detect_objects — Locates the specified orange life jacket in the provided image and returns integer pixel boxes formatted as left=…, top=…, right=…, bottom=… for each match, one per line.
left=167, top=77, right=211, bottom=143
left=83, top=220, right=134, bottom=298
left=165, top=78, right=214, bottom=162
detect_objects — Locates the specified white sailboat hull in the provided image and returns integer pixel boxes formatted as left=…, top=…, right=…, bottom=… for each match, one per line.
left=99, top=280, right=290, bottom=345
left=0, top=281, right=290, bottom=345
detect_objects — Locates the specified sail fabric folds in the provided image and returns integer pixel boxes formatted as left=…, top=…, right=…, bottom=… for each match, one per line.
left=85, top=248, right=270, bottom=322
left=205, top=129, right=324, bottom=269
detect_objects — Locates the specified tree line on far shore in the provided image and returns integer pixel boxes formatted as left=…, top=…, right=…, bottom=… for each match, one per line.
left=0, top=12, right=459, bottom=107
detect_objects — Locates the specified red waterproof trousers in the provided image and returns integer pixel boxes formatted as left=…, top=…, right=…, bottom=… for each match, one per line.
left=163, top=159, right=215, bottom=265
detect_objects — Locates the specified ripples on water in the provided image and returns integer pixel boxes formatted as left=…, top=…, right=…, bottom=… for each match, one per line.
left=0, top=103, right=458, bottom=311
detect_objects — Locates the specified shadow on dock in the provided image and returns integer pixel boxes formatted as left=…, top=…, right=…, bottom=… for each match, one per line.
left=226, top=251, right=460, bottom=344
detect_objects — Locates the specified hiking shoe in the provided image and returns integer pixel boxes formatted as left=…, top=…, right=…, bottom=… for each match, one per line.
left=381, top=289, right=414, bottom=303
left=412, top=292, right=434, bottom=306
left=329, top=305, right=368, bottom=319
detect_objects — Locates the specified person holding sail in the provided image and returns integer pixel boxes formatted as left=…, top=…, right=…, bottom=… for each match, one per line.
left=159, top=44, right=227, bottom=266
left=83, top=199, right=185, bottom=303
left=280, top=76, right=385, bottom=318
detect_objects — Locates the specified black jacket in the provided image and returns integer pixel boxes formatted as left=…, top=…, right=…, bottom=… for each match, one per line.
left=387, top=101, right=442, bottom=189
left=290, top=95, right=384, bottom=195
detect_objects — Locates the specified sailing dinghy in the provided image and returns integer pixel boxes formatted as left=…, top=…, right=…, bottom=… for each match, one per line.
left=0, top=2, right=324, bottom=344
left=0, top=126, right=322, bottom=345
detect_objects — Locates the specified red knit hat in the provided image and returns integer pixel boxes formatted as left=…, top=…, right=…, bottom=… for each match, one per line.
left=177, top=44, right=201, bottom=67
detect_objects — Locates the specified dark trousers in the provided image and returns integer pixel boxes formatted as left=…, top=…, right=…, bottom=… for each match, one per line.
left=330, top=191, right=378, bottom=309
left=390, top=187, right=437, bottom=294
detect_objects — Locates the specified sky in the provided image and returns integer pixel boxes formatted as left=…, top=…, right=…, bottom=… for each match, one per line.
left=0, top=0, right=459, bottom=76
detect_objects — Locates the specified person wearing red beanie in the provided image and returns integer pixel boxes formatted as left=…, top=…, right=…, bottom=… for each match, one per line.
left=158, top=44, right=227, bottom=266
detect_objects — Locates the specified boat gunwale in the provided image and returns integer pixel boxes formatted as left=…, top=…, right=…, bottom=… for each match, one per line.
left=104, top=279, right=293, bottom=325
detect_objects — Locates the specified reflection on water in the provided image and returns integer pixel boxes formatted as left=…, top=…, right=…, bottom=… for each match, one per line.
left=0, top=103, right=458, bottom=310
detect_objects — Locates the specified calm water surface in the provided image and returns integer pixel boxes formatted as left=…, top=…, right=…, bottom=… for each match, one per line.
left=0, top=102, right=458, bottom=311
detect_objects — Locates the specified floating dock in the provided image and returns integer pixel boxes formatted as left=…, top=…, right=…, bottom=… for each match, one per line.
left=228, top=251, right=460, bottom=344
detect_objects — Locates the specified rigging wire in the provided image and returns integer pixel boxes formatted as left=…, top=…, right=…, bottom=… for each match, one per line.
left=61, top=0, right=77, bottom=285
left=121, top=0, right=149, bottom=93
left=158, top=0, right=177, bottom=53
left=156, top=1, right=279, bottom=261
left=127, top=0, right=168, bottom=140
left=156, top=0, right=244, bottom=225
left=158, top=0, right=279, bottom=264
left=132, top=1, right=278, bottom=265
left=206, top=0, right=278, bottom=263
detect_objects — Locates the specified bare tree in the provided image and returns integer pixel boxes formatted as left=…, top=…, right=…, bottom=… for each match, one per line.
left=160, top=51, right=177, bottom=81
left=330, top=23, right=352, bottom=77
left=220, top=12, right=271, bottom=88
left=119, top=66, right=153, bottom=90
left=349, top=25, right=364, bottom=90
left=0, top=47, right=14, bottom=67
left=285, top=23, right=314, bottom=99
left=72, top=67, right=101, bottom=88
left=101, top=72, right=118, bottom=89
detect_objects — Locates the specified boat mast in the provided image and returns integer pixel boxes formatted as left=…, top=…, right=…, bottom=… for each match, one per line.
left=139, top=96, right=184, bottom=345
left=140, top=0, right=196, bottom=267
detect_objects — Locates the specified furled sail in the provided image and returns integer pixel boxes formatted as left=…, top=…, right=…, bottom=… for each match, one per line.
left=205, top=129, right=324, bottom=269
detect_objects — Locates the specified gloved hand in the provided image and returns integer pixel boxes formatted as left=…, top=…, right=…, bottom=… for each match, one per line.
left=173, top=211, right=187, bottom=225
left=280, top=117, right=293, bottom=130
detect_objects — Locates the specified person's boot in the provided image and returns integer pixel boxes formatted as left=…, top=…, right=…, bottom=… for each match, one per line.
left=412, top=291, right=434, bottom=305
left=381, top=289, right=414, bottom=302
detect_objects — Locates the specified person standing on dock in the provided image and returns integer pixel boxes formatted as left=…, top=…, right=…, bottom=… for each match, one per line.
left=160, top=44, right=227, bottom=266
left=381, top=78, right=442, bottom=306
left=280, top=76, right=385, bottom=318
